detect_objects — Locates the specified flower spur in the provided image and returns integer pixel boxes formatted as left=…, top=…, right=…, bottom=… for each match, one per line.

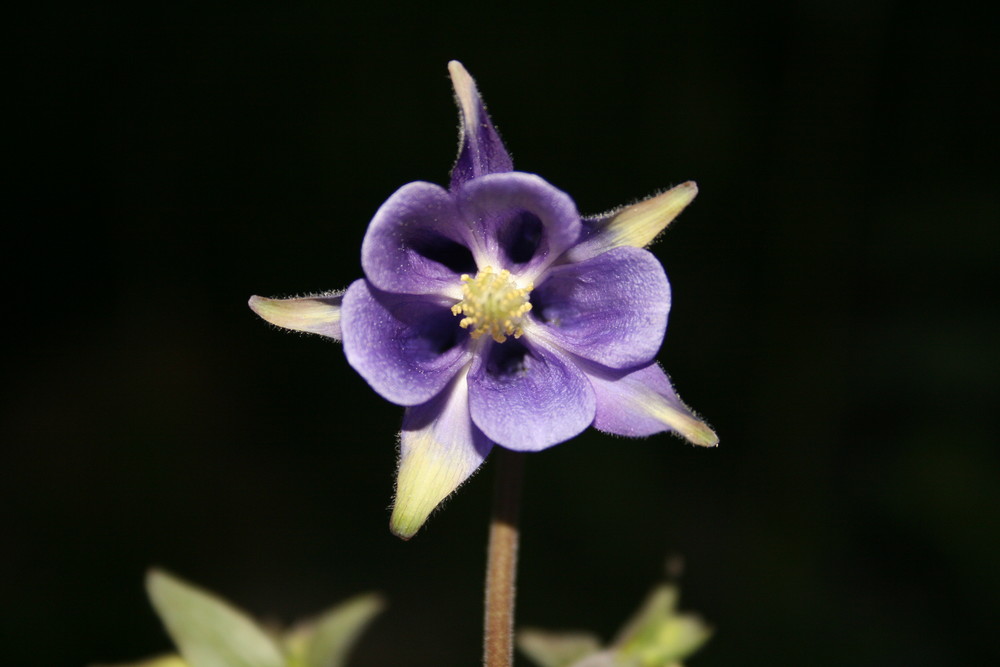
left=250, top=62, right=716, bottom=539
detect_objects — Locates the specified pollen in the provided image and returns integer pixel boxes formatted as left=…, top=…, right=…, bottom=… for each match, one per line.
left=450, top=266, right=533, bottom=343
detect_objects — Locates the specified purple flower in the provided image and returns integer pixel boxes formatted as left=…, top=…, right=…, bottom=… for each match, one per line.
left=250, top=62, right=716, bottom=538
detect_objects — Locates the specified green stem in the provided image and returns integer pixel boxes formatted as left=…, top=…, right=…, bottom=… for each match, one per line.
left=483, top=447, right=525, bottom=667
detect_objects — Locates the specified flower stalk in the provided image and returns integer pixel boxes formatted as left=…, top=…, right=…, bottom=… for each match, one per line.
left=483, top=447, right=525, bottom=667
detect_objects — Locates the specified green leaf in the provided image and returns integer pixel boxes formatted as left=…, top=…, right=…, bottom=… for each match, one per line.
left=612, top=585, right=711, bottom=666
left=284, top=593, right=385, bottom=667
left=146, top=569, right=286, bottom=667
left=613, top=585, right=679, bottom=649
left=91, top=654, right=189, bottom=667
left=517, top=628, right=604, bottom=667
left=569, top=654, right=620, bottom=667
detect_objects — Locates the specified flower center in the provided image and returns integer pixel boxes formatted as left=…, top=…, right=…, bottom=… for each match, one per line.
left=451, top=266, right=533, bottom=343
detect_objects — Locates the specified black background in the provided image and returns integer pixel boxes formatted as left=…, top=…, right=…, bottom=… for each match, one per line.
left=5, top=2, right=998, bottom=666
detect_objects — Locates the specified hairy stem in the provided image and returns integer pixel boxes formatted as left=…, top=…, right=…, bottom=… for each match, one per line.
left=483, top=447, right=525, bottom=667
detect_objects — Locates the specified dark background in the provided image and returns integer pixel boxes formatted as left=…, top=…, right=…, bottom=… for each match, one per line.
left=5, top=2, right=998, bottom=666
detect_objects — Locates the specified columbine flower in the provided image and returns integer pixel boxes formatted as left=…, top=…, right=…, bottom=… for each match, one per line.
left=250, top=62, right=716, bottom=539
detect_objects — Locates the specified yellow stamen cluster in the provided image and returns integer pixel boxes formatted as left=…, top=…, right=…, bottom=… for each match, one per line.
left=450, top=266, right=533, bottom=343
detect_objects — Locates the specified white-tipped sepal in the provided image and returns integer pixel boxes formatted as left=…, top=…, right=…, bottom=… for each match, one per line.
left=447, top=61, right=513, bottom=188
left=588, top=362, right=718, bottom=447
left=390, top=369, right=492, bottom=539
left=605, top=181, right=698, bottom=248
left=248, top=292, right=344, bottom=341
left=569, top=182, right=699, bottom=261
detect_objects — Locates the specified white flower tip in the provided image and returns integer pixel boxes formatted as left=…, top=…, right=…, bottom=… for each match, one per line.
left=389, top=439, right=456, bottom=540
left=447, top=60, right=472, bottom=87
left=389, top=516, right=418, bottom=541
left=678, top=179, right=699, bottom=195
left=249, top=294, right=290, bottom=324
left=390, top=493, right=429, bottom=540
left=145, top=566, right=167, bottom=592
left=389, top=428, right=482, bottom=540
left=685, top=421, right=719, bottom=448
left=248, top=294, right=266, bottom=313
left=606, top=180, right=699, bottom=249
left=661, top=404, right=717, bottom=447
left=448, top=60, right=479, bottom=125
left=248, top=293, right=343, bottom=340
left=642, top=392, right=717, bottom=447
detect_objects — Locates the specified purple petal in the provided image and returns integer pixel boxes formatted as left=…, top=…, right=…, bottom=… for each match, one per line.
left=455, top=172, right=581, bottom=278
left=529, top=246, right=670, bottom=369
left=587, top=361, right=718, bottom=446
left=248, top=292, right=343, bottom=340
left=467, top=338, right=595, bottom=451
left=341, top=279, right=471, bottom=406
left=391, top=370, right=493, bottom=539
left=448, top=61, right=513, bottom=190
left=361, top=181, right=476, bottom=297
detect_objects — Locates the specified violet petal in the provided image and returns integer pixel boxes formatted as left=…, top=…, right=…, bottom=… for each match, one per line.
left=341, top=279, right=470, bottom=406
left=468, top=338, right=595, bottom=451
left=361, top=181, right=475, bottom=298
left=530, top=246, right=670, bottom=369
left=455, top=172, right=581, bottom=277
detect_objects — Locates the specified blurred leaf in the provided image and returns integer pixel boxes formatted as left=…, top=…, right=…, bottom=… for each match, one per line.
left=568, top=651, right=619, bottom=667
left=517, top=628, right=603, bottom=667
left=521, top=584, right=711, bottom=667
left=613, top=585, right=711, bottom=666
left=284, top=593, right=385, bottom=667
left=613, top=585, right=679, bottom=649
left=91, top=654, right=189, bottom=667
left=146, top=569, right=286, bottom=667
